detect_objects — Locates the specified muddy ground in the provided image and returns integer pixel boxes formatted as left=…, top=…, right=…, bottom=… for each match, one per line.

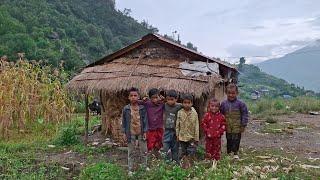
left=242, top=113, right=320, bottom=159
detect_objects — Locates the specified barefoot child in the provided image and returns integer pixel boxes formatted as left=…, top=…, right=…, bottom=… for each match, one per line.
left=220, top=83, right=249, bottom=159
left=176, top=94, right=199, bottom=160
left=163, top=90, right=182, bottom=162
left=122, top=87, right=148, bottom=173
left=201, top=98, right=226, bottom=160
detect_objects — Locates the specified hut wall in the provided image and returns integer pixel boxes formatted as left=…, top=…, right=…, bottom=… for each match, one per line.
left=100, top=91, right=128, bottom=145
left=124, top=40, right=194, bottom=62
left=214, top=85, right=226, bottom=102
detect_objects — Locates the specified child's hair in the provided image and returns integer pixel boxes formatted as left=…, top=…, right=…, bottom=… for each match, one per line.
left=128, top=87, right=139, bottom=94
left=166, top=89, right=178, bottom=98
left=226, top=83, right=238, bottom=92
left=148, top=88, right=159, bottom=98
left=208, top=98, right=220, bottom=106
left=181, top=93, right=193, bottom=102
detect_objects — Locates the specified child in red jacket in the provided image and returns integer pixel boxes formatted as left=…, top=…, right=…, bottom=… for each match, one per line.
left=201, top=98, right=226, bottom=160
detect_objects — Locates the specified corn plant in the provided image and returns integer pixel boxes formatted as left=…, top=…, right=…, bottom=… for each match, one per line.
left=0, top=59, right=73, bottom=138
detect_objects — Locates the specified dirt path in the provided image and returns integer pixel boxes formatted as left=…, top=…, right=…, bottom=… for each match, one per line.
left=241, top=113, right=320, bottom=159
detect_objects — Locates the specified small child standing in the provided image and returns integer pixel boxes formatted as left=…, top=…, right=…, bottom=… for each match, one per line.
left=122, top=87, right=148, bottom=174
left=201, top=98, right=226, bottom=160
left=176, top=94, right=199, bottom=159
left=220, top=83, right=249, bottom=159
left=144, top=88, right=165, bottom=153
left=163, top=90, right=182, bottom=162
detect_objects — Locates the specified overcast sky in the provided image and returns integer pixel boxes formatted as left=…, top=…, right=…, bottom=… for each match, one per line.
left=116, top=0, right=320, bottom=63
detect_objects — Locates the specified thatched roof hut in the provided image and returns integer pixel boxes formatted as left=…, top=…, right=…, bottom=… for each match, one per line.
left=67, top=33, right=238, bottom=143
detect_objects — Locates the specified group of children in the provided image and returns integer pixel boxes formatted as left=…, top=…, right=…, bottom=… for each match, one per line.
left=121, top=84, right=248, bottom=173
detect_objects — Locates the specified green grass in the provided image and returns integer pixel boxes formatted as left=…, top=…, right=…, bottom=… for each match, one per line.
left=1, top=141, right=319, bottom=179
left=0, top=142, right=64, bottom=179
left=247, top=96, right=320, bottom=118
left=80, top=163, right=126, bottom=180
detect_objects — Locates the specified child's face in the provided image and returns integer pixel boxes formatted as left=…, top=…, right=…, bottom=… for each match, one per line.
left=166, top=96, right=177, bottom=106
left=150, top=94, right=160, bottom=104
left=182, top=99, right=192, bottom=110
left=227, top=88, right=238, bottom=101
left=128, top=91, right=139, bottom=104
left=209, top=102, right=220, bottom=113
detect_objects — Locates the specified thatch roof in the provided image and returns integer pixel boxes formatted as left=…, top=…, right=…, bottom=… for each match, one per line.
left=67, top=58, right=222, bottom=98
left=87, top=34, right=237, bottom=73
left=67, top=33, right=238, bottom=98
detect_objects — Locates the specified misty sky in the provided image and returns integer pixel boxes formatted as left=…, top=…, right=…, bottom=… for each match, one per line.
left=116, top=0, right=320, bottom=63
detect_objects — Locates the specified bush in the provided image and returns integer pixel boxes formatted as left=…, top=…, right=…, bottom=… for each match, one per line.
left=74, top=101, right=86, bottom=113
left=54, top=123, right=80, bottom=146
left=274, top=100, right=285, bottom=110
left=80, top=163, right=126, bottom=180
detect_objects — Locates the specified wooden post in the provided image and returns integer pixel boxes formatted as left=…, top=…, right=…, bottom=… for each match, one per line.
left=85, top=93, right=89, bottom=144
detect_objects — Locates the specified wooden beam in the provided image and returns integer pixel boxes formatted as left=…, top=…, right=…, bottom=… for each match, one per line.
left=74, top=74, right=210, bottom=83
left=84, top=93, right=89, bottom=144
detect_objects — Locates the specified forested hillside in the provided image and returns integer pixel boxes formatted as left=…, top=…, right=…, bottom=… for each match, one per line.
left=0, top=0, right=157, bottom=71
left=238, top=64, right=312, bottom=99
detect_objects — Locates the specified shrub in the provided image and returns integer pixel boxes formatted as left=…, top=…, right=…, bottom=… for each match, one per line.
left=274, top=100, right=285, bottom=110
left=74, top=101, right=86, bottom=113
left=54, top=123, right=80, bottom=146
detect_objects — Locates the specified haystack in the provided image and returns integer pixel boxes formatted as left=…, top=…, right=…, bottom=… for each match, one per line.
left=67, top=33, right=238, bottom=144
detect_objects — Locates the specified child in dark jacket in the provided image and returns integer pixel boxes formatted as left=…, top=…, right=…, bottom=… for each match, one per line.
left=122, top=87, right=148, bottom=174
left=220, top=83, right=249, bottom=159
left=201, top=98, right=226, bottom=160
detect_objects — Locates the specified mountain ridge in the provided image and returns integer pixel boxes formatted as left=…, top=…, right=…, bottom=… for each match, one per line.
left=257, top=40, right=320, bottom=92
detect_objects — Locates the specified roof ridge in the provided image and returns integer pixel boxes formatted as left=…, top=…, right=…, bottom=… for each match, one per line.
left=87, top=33, right=237, bottom=70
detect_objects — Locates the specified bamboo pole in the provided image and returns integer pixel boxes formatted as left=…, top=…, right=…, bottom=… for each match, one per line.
left=84, top=93, right=89, bottom=144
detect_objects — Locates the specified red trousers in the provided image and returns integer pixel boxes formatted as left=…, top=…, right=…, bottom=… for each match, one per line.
left=205, top=137, right=221, bottom=160
left=146, top=128, right=163, bottom=151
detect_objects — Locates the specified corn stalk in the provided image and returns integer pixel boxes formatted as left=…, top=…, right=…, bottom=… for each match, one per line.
left=0, top=59, right=73, bottom=138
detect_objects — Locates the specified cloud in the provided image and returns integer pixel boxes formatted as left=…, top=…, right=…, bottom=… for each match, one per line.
left=116, top=0, right=320, bottom=64
left=202, top=8, right=235, bottom=18
left=308, top=16, right=320, bottom=27
left=225, top=40, right=312, bottom=64
left=247, top=25, right=267, bottom=30
left=227, top=44, right=273, bottom=57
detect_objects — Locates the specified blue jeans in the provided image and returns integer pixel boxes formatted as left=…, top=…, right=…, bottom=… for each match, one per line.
left=163, top=129, right=179, bottom=162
